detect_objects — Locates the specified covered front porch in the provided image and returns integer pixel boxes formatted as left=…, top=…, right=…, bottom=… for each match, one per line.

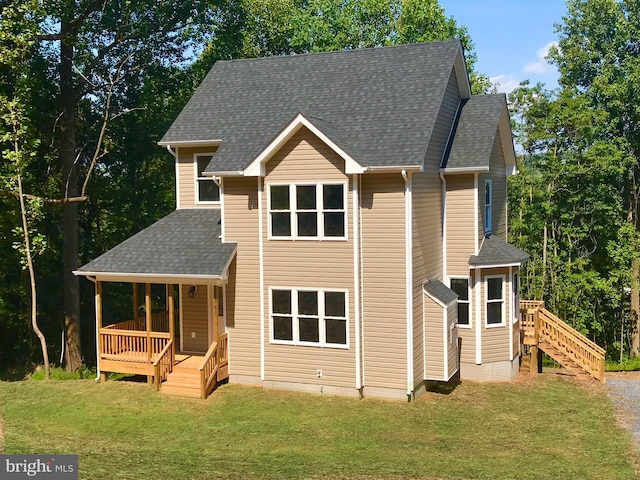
left=74, top=209, right=237, bottom=399
left=95, top=281, right=229, bottom=399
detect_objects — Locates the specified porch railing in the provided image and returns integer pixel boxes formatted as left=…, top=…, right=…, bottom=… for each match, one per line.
left=199, top=333, right=229, bottom=400
left=99, top=329, right=171, bottom=362
left=102, top=310, right=177, bottom=333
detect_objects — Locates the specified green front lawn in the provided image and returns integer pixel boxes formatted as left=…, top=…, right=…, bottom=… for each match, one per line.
left=0, top=376, right=636, bottom=480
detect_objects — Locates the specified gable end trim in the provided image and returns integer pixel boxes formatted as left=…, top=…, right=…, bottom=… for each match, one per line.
left=243, top=113, right=366, bottom=177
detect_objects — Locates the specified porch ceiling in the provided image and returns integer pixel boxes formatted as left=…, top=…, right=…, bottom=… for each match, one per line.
left=74, top=209, right=236, bottom=282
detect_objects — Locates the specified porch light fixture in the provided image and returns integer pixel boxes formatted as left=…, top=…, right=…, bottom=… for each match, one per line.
left=188, top=285, right=197, bottom=297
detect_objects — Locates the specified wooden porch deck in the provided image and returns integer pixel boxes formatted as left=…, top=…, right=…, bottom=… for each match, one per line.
left=99, top=316, right=229, bottom=399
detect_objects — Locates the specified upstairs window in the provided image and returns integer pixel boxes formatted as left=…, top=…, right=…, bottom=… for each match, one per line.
left=195, top=154, right=220, bottom=203
left=484, top=179, right=492, bottom=233
left=486, top=275, right=505, bottom=326
left=450, top=277, right=470, bottom=327
left=269, top=184, right=346, bottom=239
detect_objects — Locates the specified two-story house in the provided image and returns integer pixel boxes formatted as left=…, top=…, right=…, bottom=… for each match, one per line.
left=75, top=40, right=531, bottom=400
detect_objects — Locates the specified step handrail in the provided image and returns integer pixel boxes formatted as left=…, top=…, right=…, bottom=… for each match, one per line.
left=153, top=339, right=174, bottom=391
left=198, top=340, right=219, bottom=400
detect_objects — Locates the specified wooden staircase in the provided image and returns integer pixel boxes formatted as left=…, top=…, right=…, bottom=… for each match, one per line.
left=520, top=300, right=606, bottom=383
left=160, top=356, right=202, bottom=398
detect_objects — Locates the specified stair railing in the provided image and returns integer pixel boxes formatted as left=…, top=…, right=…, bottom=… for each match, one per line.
left=153, top=339, right=174, bottom=391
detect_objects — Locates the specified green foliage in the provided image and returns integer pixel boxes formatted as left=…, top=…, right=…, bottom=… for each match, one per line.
left=606, top=356, right=640, bottom=372
left=29, top=365, right=95, bottom=381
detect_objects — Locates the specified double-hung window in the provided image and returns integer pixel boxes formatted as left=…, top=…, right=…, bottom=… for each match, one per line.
left=450, top=277, right=470, bottom=327
left=270, top=288, right=348, bottom=347
left=269, top=184, right=346, bottom=239
left=486, top=275, right=505, bottom=326
left=484, top=179, right=492, bottom=233
left=195, top=154, right=220, bottom=203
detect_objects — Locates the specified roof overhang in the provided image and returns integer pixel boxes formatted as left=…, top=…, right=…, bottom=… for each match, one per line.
left=439, top=166, right=490, bottom=175
left=243, top=113, right=366, bottom=177
left=469, top=262, right=526, bottom=269
left=73, top=245, right=237, bottom=285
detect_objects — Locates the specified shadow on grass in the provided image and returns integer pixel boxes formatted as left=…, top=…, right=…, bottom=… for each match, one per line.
left=425, top=370, right=462, bottom=395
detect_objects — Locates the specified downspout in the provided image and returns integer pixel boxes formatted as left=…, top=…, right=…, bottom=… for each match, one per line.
left=439, top=171, right=447, bottom=282
left=402, top=169, right=414, bottom=398
left=353, top=175, right=362, bottom=392
left=165, top=145, right=180, bottom=210
left=258, top=177, right=265, bottom=381
left=474, top=173, right=482, bottom=365
left=86, top=275, right=100, bottom=382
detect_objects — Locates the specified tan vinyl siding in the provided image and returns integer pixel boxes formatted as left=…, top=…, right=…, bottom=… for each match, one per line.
left=481, top=268, right=510, bottom=362
left=413, top=296, right=424, bottom=385
left=224, top=176, right=261, bottom=377
left=424, top=295, right=445, bottom=380
left=458, top=326, right=476, bottom=364
left=490, top=130, right=508, bottom=239
left=361, top=174, right=406, bottom=390
left=262, top=128, right=356, bottom=389
left=446, top=175, right=476, bottom=275
left=181, top=284, right=209, bottom=353
left=176, top=146, right=220, bottom=209
left=512, top=319, right=520, bottom=360
left=447, top=304, right=458, bottom=376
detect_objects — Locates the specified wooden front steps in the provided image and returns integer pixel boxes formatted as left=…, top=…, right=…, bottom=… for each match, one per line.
left=520, top=300, right=606, bottom=383
left=159, top=354, right=202, bottom=398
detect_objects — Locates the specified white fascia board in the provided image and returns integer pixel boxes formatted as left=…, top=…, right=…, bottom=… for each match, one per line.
left=244, top=113, right=366, bottom=177
left=158, top=139, right=223, bottom=147
left=367, top=165, right=421, bottom=173
left=440, top=166, right=490, bottom=175
left=201, top=170, right=244, bottom=177
left=74, top=271, right=225, bottom=285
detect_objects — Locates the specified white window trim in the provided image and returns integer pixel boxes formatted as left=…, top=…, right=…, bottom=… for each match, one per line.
left=485, top=274, right=506, bottom=328
left=194, top=153, right=221, bottom=205
left=512, top=271, right=520, bottom=324
left=267, top=183, right=348, bottom=241
left=269, top=287, right=349, bottom=349
left=484, top=179, right=492, bottom=233
left=449, top=276, right=471, bottom=329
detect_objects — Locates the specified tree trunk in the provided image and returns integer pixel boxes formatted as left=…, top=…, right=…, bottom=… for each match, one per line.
left=60, top=29, right=82, bottom=371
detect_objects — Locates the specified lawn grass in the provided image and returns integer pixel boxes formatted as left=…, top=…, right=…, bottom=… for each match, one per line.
left=0, top=375, right=636, bottom=480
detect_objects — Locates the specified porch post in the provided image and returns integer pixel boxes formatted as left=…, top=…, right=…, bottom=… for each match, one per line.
left=96, top=281, right=106, bottom=383
left=132, top=283, right=138, bottom=326
left=168, top=284, right=175, bottom=365
left=145, top=283, right=152, bottom=384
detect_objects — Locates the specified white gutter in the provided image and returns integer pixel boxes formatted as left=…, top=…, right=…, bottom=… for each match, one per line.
left=258, top=177, right=265, bottom=381
left=440, top=166, right=490, bottom=175
left=368, top=165, right=421, bottom=173
left=353, top=175, right=362, bottom=391
left=158, top=139, right=223, bottom=147
left=359, top=175, right=365, bottom=387
left=402, top=169, right=414, bottom=397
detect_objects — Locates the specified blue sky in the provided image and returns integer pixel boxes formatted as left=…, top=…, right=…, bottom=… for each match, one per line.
left=439, top=1, right=568, bottom=93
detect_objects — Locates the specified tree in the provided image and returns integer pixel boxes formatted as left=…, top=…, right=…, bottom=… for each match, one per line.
left=549, top=0, right=640, bottom=355
left=0, top=0, right=51, bottom=378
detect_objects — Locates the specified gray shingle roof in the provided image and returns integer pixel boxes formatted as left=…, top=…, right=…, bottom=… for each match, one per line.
left=443, top=94, right=506, bottom=169
left=160, top=40, right=465, bottom=173
left=76, top=210, right=236, bottom=277
left=468, top=234, right=530, bottom=267
left=423, top=278, right=458, bottom=305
